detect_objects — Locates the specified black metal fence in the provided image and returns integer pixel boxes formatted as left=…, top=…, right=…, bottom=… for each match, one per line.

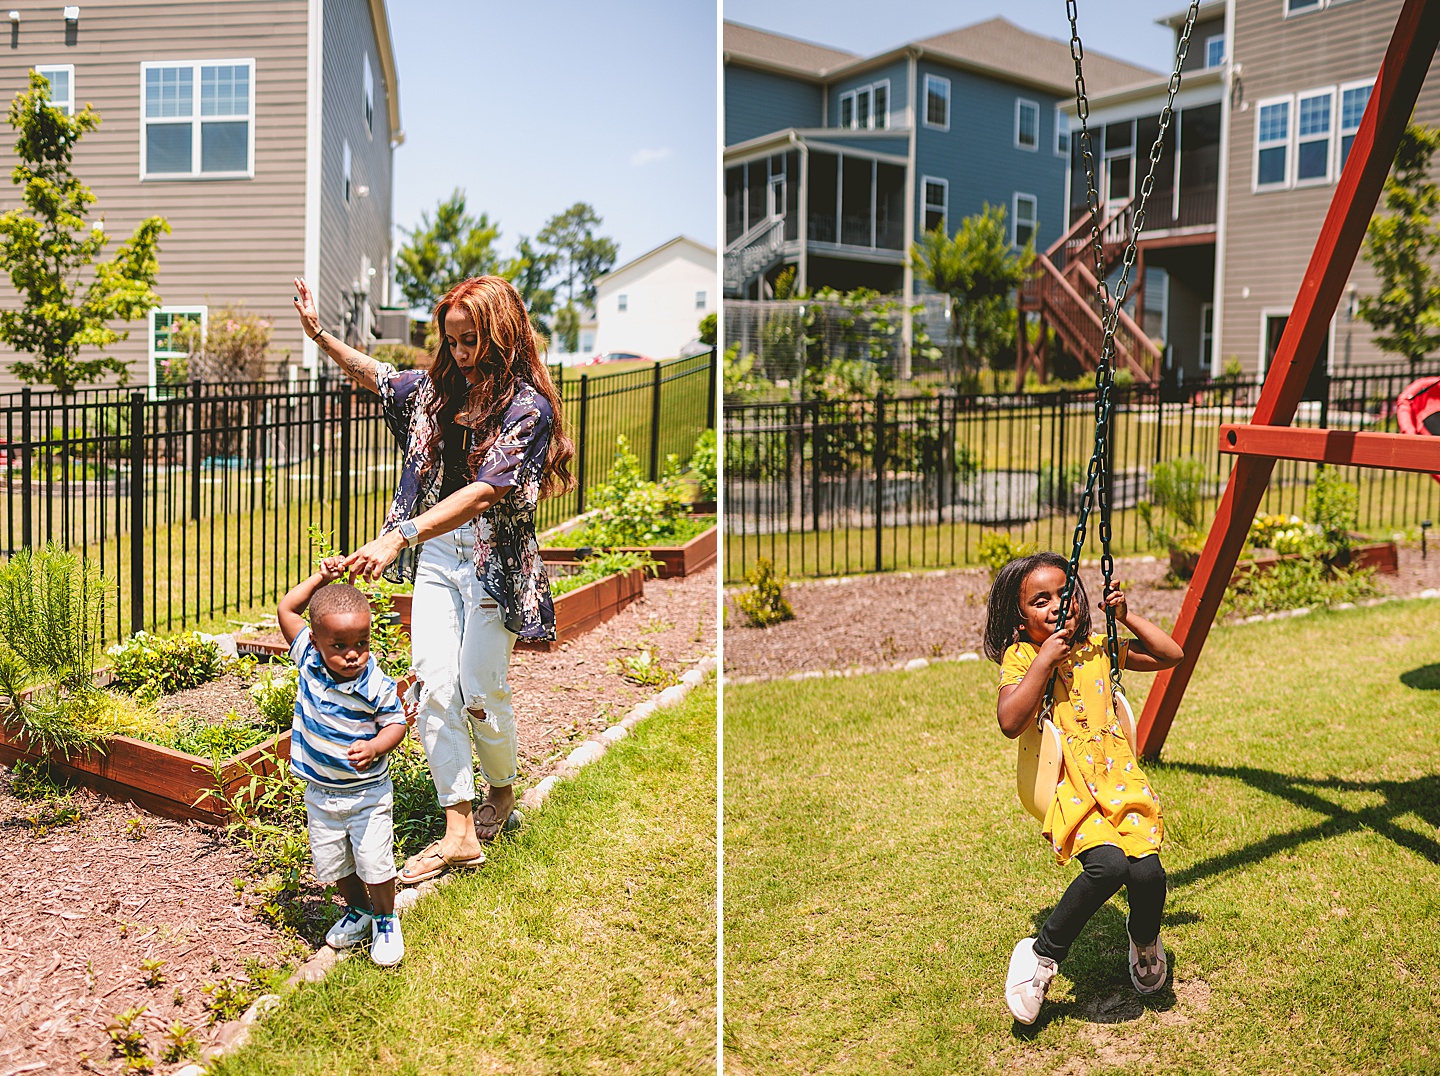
left=5, top=350, right=716, bottom=639
left=724, top=364, right=1440, bottom=582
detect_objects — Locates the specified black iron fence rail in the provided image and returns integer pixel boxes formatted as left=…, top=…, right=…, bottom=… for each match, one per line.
left=724, top=365, right=1440, bottom=582
left=6, top=350, right=716, bottom=639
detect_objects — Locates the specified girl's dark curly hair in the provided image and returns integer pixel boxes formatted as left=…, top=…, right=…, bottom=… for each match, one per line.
left=983, top=551, right=1092, bottom=663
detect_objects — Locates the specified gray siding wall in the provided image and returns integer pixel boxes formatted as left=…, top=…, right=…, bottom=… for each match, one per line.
left=827, top=59, right=910, bottom=130
left=0, top=0, right=310, bottom=389
left=725, top=65, right=823, bottom=146
left=1219, top=0, right=1440, bottom=374
left=913, top=60, right=1067, bottom=248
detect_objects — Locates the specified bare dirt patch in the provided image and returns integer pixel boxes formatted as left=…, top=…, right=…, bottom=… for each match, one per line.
left=153, top=671, right=262, bottom=727
left=724, top=544, right=1440, bottom=680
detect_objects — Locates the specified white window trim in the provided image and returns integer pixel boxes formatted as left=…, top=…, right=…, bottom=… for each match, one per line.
left=1204, top=34, right=1225, bottom=68
left=343, top=140, right=352, bottom=204
left=839, top=89, right=856, bottom=130
left=923, top=74, right=950, bottom=132
left=1257, top=306, right=1336, bottom=379
left=148, top=305, right=207, bottom=388
left=1284, top=0, right=1324, bottom=16
left=35, top=63, right=73, bottom=114
left=1012, top=192, right=1038, bottom=247
left=138, top=58, right=255, bottom=181
left=362, top=52, right=374, bottom=136
left=1294, top=86, right=1336, bottom=188
left=871, top=79, right=890, bottom=130
left=1253, top=94, right=1293, bottom=192
left=837, top=79, right=890, bottom=130
left=1336, top=77, right=1374, bottom=174
left=1015, top=98, right=1040, bottom=152
left=1054, top=105, right=1069, bottom=157
left=922, top=175, right=948, bottom=234
left=1200, top=302, right=1214, bottom=370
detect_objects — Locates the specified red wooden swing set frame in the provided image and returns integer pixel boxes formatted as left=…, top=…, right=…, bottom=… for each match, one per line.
left=1135, top=0, right=1440, bottom=760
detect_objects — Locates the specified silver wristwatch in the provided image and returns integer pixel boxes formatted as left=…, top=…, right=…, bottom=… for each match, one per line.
left=397, top=519, right=420, bottom=546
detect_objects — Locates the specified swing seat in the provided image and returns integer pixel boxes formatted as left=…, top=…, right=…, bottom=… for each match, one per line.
left=1396, top=377, right=1440, bottom=485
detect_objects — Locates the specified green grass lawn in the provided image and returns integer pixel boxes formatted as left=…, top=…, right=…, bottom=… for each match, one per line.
left=213, top=684, right=717, bottom=1076
left=723, top=601, right=1440, bottom=1074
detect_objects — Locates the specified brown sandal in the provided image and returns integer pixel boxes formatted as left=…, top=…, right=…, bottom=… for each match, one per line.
left=475, top=802, right=521, bottom=843
left=398, top=840, right=484, bottom=885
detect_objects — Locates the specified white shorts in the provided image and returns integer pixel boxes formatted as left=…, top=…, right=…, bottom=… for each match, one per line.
left=304, top=779, right=396, bottom=885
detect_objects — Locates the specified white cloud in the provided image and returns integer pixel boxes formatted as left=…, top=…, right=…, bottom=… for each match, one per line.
left=629, top=146, right=673, bottom=167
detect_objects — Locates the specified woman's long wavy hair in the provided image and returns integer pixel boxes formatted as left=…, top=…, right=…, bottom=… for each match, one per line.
left=982, top=551, right=1091, bottom=663
left=422, top=276, right=575, bottom=499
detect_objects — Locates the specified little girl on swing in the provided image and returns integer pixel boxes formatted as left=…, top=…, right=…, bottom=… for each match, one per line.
left=984, top=551, right=1184, bottom=1025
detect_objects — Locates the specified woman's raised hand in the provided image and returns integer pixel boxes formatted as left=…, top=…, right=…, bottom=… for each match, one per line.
left=292, top=277, right=321, bottom=340
left=342, top=531, right=405, bottom=582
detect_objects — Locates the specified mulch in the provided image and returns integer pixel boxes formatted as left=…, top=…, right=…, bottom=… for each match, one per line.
left=723, top=544, right=1440, bottom=681
left=0, top=566, right=716, bottom=1075
left=153, top=671, right=262, bottom=727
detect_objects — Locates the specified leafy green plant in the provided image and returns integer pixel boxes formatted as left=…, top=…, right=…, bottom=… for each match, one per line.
left=1224, top=557, right=1380, bottom=617
left=550, top=550, right=658, bottom=597
left=1037, top=461, right=1084, bottom=511
left=139, top=958, right=166, bottom=988
left=977, top=532, right=1039, bottom=580
left=735, top=558, right=794, bottom=628
left=201, top=978, right=255, bottom=1026
left=1138, top=457, right=1210, bottom=555
left=1248, top=513, right=1330, bottom=557
left=106, top=631, right=224, bottom=703
left=564, top=436, right=692, bottom=547
left=160, top=1021, right=199, bottom=1063
left=612, top=645, right=677, bottom=687
left=167, top=711, right=270, bottom=760
left=1308, top=466, right=1360, bottom=552
left=124, top=817, right=146, bottom=841
left=247, top=663, right=299, bottom=732
left=106, top=1005, right=150, bottom=1063
left=689, top=428, right=717, bottom=501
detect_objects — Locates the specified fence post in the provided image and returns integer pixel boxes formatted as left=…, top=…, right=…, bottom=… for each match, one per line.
left=190, top=378, right=203, bottom=522
left=129, top=391, right=145, bottom=636
left=707, top=347, right=718, bottom=428
left=649, top=360, right=663, bottom=482
left=874, top=390, right=885, bottom=573
left=339, top=385, right=353, bottom=551
left=576, top=373, right=590, bottom=515
left=20, top=386, right=31, bottom=549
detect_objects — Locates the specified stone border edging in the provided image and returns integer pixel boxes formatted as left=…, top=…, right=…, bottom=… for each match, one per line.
left=174, top=651, right=718, bottom=1074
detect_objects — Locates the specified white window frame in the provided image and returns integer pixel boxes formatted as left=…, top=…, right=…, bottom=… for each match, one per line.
left=363, top=52, right=374, bottom=134
left=922, top=175, right=948, bottom=234
left=839, top=90, right=855, bottom=130
left=1204, top=35, right=1225, bottom=68
left=1015, top=98, right=1040, bottom=151
left=923, top=74, right=950, bottom=132
left=1012, top=192, right=1038, bottom=248
left=343, top=140, right=352, bottom=204
left=35, top=63, right=73, bottom=114
left=1337, top=78, right=1373, bottom=174
left=1253, top=94, right=1292, bottom=192
left=139, top=59, right=255, bottom=181
left=871, top=79, right=889, bottom=130
left=148, top=305, right=207, bottom=388
left=1294, top=86, right=1336, bottom=187
left=695, top=291, right=707, bottom=310
left=838, top=80, right=890, bottom=131
left=1054, top=105, right=1070, bottom=157
left=1284, top=0, right=1323, bottom=13
left=618, top=294, right=628, bottom=313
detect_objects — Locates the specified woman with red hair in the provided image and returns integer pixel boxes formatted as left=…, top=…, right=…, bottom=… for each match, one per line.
left=292, top=275, right=574, bottom=883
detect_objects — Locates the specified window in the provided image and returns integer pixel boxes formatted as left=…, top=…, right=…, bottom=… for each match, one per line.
left=1338, top=80, right=1372, bottom=171
left=1295, top=89, right=1333, bottom=184
left=872, top=81, right=888, bottom=129
left=343, top=140, right=351, bottom=203
left=838, top=80, right=889, bottom=130
left=1013, top=193, right=1037, bottom=247
left=1200, top=303, right=1214, bottom=371
left=35, top=64, right=73, bottom=114
left=695, top=291, right=706, bottom=310
left=924, top=75, right=950, bottom=131
left=1055, top=105, right=1069, bottom=156
left=1015, top=99, right=1039, bottom=151
left=1285, top=0, right=1322, bottom=13
left=839, top=92, right=854, bottom=129
left=141, top=60, right=253, bottom=178
left=1255, top=97, right=1290, bottom=188
left=617, top=294, right=628, bottom=312
left=922, top=176, right=947, bottom=233
left=149, top=306, right=206, bottom=387
left=363, top=53, right=374, bottom=133
left=1205, top=35, right=1225, bottom=68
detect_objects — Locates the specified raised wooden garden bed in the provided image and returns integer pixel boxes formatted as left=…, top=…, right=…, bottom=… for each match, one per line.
left=1241, top=540, right=1399, bottom=577
left=517, top=564, right=647, bottom=653
left=541, top=521, right=717, bottom=579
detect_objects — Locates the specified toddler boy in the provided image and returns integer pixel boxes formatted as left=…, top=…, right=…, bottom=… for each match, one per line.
left=278, top=559, right=407, bottom=966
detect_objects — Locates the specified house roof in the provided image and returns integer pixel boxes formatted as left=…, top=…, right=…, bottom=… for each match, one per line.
left=368, top=0, right=403, bottom=144
left=912, top=18, right=1159, bottom=97
left=596, top=235, right=717, bottom=289
left=723, top=21, right=858, bottom=78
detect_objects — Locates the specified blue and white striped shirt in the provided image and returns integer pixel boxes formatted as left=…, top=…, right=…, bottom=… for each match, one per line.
left=288, top=627, right=405, bottom=790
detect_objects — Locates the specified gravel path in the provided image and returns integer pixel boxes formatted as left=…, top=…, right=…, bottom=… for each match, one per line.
left=723, top=544, right=1440, bottom=681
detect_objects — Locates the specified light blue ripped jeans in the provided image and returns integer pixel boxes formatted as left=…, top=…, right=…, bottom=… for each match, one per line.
left=410, top=523, right=518, bottom=807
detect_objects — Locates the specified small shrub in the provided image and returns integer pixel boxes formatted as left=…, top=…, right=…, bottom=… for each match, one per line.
left=1148, top=457, right=1208, bottom=532
left=689, top=428, right=717, bottom=501
left=1224, top=557, right=1380, bottom=617
left=172, top=304, right=273, bottom=382
left=107, top=631, right=224, bottom=703
left=1037, top=461, right=1084, bottom=511
left=1248, top=513, right=1330, bottom=557
left=1308, top=466, right=1359, bottom=551
left=160, top=1021, right=199, bottom=1063
left=573, top=436, right=692, bottom=546
left=139, top=958, right=166, bottom=988
left=611, top=645, right=677, bottom=687
left=371, top=341, right=430, bottom=370
left=735, top=558, right=794, bottom=627
left=167, top=711, right=270, bottom=760
left=106, top=1005, right=150, bottom=1061
left=201, top=978, right=254, bottom=1026
left=977, top=532, right=1038, bottom=579
left=247, top=663, right=299, bottom=732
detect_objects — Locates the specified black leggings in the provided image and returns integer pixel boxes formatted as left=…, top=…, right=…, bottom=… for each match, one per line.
left=1032, top=844, right=1166, bottom=964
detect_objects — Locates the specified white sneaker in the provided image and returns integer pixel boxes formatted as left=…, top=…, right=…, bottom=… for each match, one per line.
left=370, top=913, right=404, bottom=967
left=325, top=907, right=373, bottom=949
left=1128, top=934, right=1168, bottom=994
left=1005, top=937, right=1058, bottom=1025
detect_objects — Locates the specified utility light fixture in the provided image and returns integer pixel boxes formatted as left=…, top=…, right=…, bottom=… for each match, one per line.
left=62, top=5, right=77, bottom=20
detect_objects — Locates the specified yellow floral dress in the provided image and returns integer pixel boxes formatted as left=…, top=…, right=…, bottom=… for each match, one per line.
left=999, top=633, right=1164, bottom=865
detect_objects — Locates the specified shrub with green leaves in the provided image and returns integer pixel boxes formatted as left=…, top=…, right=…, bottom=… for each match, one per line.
left=689, top=428, right=717, bottom=501
left=735, top=558, right=794, bottom=627
left=167, top=712, right=270, bottom=760
left=1224, top=557, right=1380, bottom=617
left=977, top=532, right=1039, bottom=580
left=247, top=662, right=298, bottom=732
left=561, top=436, right=699, bottom=547
left=550, top=550, right=658, bottom=597
left=1308, top=466, right=1360, bottom=551
left=106, top=631, right=224, bottom=703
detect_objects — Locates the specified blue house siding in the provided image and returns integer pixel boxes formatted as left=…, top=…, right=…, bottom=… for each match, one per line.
left=726, top=66, right=824, bottom=145
left=913, top=61, right=1068, bottom=249
left=805, top=133, right=909, bottom=156
left=827, top=59, right=911, bottom=129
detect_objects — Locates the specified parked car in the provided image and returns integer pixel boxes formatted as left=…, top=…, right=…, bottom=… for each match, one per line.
left=584, top=351, right=652, bottom=365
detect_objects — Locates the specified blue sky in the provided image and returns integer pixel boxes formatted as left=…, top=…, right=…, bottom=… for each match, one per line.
left=721, top=1, right=1177, bottom=74
left=386, top=0, right=718, bottom=270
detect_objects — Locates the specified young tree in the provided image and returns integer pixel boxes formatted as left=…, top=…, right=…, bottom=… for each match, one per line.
left=0, top=72, right=168, bottom=391
left=910, top=203, right=1034, bottom=384
left=504, top=234, right=557, bottom=335
left=395, top=189, right=503, bottom=311
left=1359, top=123, right=1440, bottom=365
left=537, top=202, right=617, bottom=339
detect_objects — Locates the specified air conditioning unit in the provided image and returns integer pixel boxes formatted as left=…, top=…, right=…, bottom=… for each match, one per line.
left=375, top=307, right=410, bottom=343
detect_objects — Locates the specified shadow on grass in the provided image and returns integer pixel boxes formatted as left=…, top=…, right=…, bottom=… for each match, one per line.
left=1163, top=763, right=1440, bottom=886
left=1399, top=663, right=1440, bottom=690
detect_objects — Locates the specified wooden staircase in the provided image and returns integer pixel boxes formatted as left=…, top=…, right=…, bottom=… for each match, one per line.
left=1016, top=198, right=1164, bottom=390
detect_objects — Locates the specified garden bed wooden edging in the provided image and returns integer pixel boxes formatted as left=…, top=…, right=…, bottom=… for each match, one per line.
left=1242, top=540, right=1399, bottom=577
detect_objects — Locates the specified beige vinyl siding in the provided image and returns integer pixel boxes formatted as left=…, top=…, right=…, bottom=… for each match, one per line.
left=317, top=0, right=393, bottom=345
left=0, top=0, right=311, bottom=390
left=1219, top=0, right=1440, bottom=374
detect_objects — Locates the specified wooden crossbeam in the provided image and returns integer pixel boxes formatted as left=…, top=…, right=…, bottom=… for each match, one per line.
left=1219, top=424, right=1440, bottom=474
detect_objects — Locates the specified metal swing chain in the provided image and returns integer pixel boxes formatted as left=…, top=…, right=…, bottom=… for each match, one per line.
left=1038, top=0, right=1201, bottom=726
